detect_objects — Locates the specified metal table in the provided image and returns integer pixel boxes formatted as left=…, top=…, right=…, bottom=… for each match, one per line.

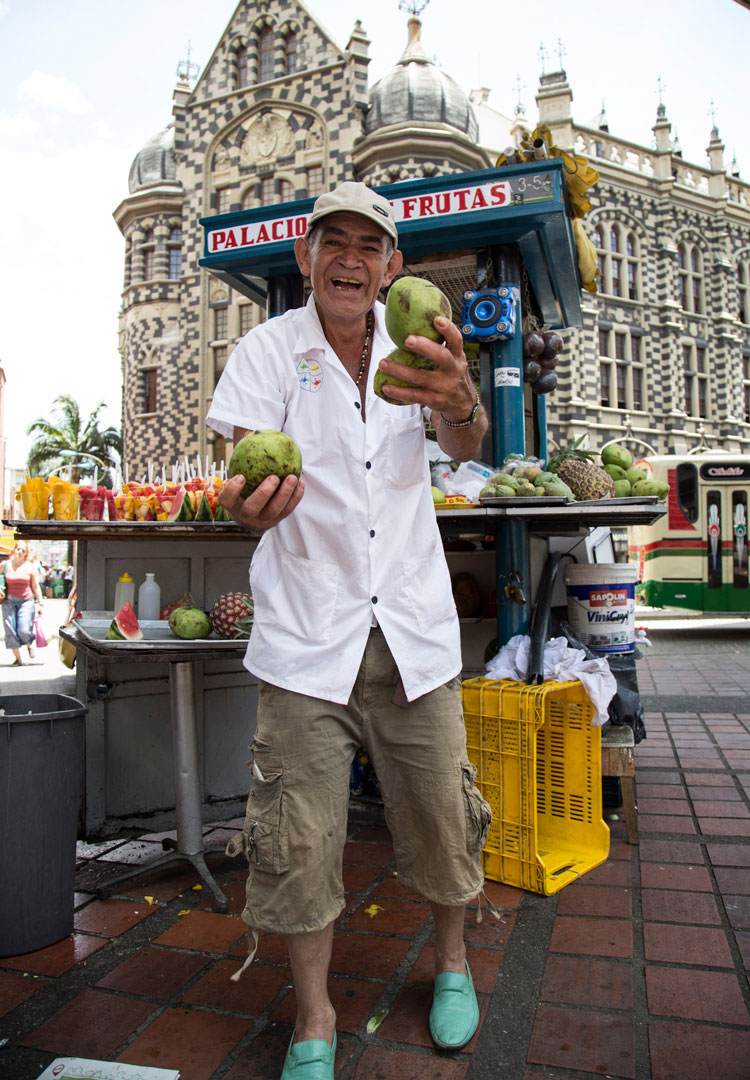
left=61, top=617, right=248, bottom=912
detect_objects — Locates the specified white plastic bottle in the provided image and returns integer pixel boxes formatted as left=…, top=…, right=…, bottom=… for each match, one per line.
left=138, top=573, right=161, bottom=621
left=114, top=572, right=135, bottom=611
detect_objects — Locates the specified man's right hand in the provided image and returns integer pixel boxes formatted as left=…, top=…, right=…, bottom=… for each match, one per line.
left=217, top=473, right=304, bottom=533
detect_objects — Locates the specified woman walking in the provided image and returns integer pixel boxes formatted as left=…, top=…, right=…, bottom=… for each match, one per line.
left=2, top=541, right=44, bottom=665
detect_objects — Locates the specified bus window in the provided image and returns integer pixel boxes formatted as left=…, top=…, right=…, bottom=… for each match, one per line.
left=732, top=491, right=748, bottom=588
left=707, top=490, right=722, bottom=589
left=676, top=462, right=698, bottom=522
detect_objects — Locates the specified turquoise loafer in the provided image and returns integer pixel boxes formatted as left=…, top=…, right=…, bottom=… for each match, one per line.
left=280, top=1031, right=336, bottom=1079
left=429, top=962, right=479, bottom=1049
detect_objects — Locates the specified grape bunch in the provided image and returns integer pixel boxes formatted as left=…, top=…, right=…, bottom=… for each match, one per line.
left=522, top=331, right=563, bottom=395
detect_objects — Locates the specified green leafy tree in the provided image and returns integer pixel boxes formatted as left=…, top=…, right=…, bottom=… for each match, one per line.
left=26, top=394, right=122, bottom=485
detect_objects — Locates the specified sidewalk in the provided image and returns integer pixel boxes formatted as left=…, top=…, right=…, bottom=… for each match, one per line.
left=1, top=622, right=749, bottom=1080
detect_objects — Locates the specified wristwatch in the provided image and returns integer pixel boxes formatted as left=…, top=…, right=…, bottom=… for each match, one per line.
left=440, top=387, right=481, bottom=429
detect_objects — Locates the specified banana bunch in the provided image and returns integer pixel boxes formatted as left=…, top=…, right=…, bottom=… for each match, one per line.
left=496, top=124, right=600, bottom=292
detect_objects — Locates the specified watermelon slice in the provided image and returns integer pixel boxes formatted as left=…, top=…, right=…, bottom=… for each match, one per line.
left=195, top=491, right=214, bottom=521
left=105, top=601, right=143, bottom=640
left=168, top=487, right=195, bottom=521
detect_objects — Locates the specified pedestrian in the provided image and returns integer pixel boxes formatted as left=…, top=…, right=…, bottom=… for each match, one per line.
left=63, top=562, right=75, bottom=598
left=209, top=181, right=491, bottom=1080
left=2, top=540, right=45, bottom=665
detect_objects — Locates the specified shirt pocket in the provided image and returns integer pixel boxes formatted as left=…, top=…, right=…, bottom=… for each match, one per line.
left=386, top=411, right=428, bottom=489
left=258, top=547, right=340, bottom=643
left=402, top=541, right=457, bottom=633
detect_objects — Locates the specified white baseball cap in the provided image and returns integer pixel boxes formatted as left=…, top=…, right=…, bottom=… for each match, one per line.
left=306, top=181, right=398, bottom=243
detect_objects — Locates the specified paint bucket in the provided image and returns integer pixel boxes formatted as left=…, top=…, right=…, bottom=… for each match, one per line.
left=564, top=563, right=639, bottom=654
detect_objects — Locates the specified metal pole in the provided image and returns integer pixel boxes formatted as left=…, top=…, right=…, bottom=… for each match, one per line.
left=169, top=661, right=204, bottom=857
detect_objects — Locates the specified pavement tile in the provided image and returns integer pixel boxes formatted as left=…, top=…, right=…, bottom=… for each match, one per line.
left=527, top=1003, right=635, bottom=1078
left=342, top=841, right=394, bottom=867
left=639, top=863, right=713, bottom=891
left=724, top=896, right=750, bottom=930
left=637, top=798, right=692, bottom=815
left=273, top=974, right=385, bottom=1035
left=0, top=970, right=43, bottom=1016
left=539, top=955, right=633, bottom=1010
left=608, top=838, right=635, bottom=861
left=97, top=839, right=166, bottom=865
left=682, top=773, right=736, bottom=786
left=641, top=890, right=721, bottom=925
left=571, top=859, right=632, bottom=887
left=73, top=898, right=157, bottom=936
left=96, top=946, right=209, bottom=997
left=637, top=814, right=697, bottom=834
left=698, top=818, right=750, bottom=837
left=678, top=756, right=724, bottom=768
left=342, top=863, right=384, bottom=893
left=329, top=931, right=411, bottom=980
left=180, top=957, right=289, bottom=1014
left=370, top=873, right=422, bottom=901
left=461, top=909, right=517, bottom=949
left=113, top=860, right=220, bottom=904
left=714, top=868, right=750, bottom=895
left=687, top=785, right=743, bottom=801
left=643, top=923, right=734, bottom=967
left=632, top=770, right=682, bottom=784
left=376, top=984, right=487, bottom=1053
left=20, top=987, right=155, bottom=1057
left=736, top=930, right=750, bottom=969
left=638, top=839, right=704, bottom=864
left=406, top=942, right=502, bottom=995
left=345, top=898, right=430, bottom=936
left=549, top=917, right=633, bottom=958
left=480, top=880, right=524, bottom=909
left=636, top=784, right=687, bottom=799
left=118, top=1006, right=251, bottom=1080
left=153, top=910, right=247, bottom=952
left=0, top=933, right=108, bottom=976
left=648, top=1020, right=750, bottom=1080
left=692, top=801, right=750, bottom=818
left=706, top=842, right=750, bottom=867
left=224, top=1027, right=356, bottom=1080
left=353, top=1045, right=469, bottom=1079
left=646, top=966, right=749, bottom=1024
left=556, top=884, right=632, bottom=918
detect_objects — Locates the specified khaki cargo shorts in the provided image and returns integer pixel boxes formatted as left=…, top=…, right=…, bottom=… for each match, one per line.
left=229, top=626, right=491, bottom=936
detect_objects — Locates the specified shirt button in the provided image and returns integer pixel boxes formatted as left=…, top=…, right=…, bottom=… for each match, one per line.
left=369, top=530, right=375, bottom=538
left=355, top=401, right=361, bottom=410
left=365, top=461, right=372, bottom=469
left=371, top=596, right=378, bottom=604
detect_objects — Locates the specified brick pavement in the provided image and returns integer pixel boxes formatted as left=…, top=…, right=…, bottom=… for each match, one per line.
left=1, top=621, right=749, bottom=1080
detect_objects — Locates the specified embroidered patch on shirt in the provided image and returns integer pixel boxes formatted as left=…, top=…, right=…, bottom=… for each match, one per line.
left=297, top=357, right=323, bottom=392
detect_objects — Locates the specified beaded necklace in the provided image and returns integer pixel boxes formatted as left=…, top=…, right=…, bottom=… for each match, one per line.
left=355, top=310, right=375, bottom=385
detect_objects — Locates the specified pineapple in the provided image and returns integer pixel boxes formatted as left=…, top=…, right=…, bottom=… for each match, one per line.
left=548, top=437, right=615, bottom=501
left=210, top=592, right=254, bottom=639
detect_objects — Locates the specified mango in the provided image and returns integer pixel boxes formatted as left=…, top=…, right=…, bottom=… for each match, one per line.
left=613, top=479, right=632, bottom=497
left=374, top=347, right=434, bottom=403
left=431, top=485, right=446, bottom=504
left=632, top=480, right=669, bottom=498
left=625, top=467, right=647, bottom=485
left=385, top=277, right=452, bottom=349
left=601, top=444, right=633, bottom=470
left=604, top=463, right=628, bottom=481
left=229, top=429, right=302, bottom=498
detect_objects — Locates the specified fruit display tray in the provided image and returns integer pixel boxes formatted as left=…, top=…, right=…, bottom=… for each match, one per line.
left=479, top=496, right=569, bottom=507
left=74, top=615, right=242, bottom=651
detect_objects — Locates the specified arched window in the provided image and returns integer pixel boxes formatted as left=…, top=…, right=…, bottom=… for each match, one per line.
left=236, top=45, right=248, bottom=88
left=306, top=166, right=324, bottom=198
left=593, top=222, right=640, bottom=300
left=258, top=27, right=274, bottom=82
left=241, top=187, right=255, bottom=210
left=142, top=228, right=155, bottom=280
left=280, top=179, right=294, bottom=203
left=677, top=241, right=704, bottom=314
left=683, top=341, right=710, bottom=418
left=168, top=227, right=182, bottom=280
left=260, top=176, right=274, bottom=205
left=284, top=32, right=298, bottom=75
left=598, top=326, right=646, bottom=412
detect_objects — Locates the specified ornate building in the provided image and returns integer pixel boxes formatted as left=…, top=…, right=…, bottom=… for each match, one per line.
left=114, top=2, right=750, bottom=472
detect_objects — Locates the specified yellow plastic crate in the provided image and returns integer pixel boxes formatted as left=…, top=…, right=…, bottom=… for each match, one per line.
left=462, top=677, right=610, bottom=895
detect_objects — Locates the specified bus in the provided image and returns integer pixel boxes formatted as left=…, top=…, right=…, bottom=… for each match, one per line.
left=628, top=451, right=750, bottom=614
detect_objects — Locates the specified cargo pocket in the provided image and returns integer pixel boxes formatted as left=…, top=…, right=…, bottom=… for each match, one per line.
left=462, top=762, right=491, bottom=853
left=225, top=748, right=290, bottom=874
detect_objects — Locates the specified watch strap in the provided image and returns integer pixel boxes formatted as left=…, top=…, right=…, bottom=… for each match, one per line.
left=440, top=388, right=480, bottom=429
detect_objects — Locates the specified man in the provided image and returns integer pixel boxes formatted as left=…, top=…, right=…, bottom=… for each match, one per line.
left=208, top=181, right=491, bottom=1080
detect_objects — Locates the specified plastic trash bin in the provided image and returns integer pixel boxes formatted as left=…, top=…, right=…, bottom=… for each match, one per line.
left=0, top=694, right=86, bottom=957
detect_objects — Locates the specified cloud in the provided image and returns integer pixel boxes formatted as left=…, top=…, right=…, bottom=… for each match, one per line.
left=0, top=110, right=39, bottom=138
left=17, top=70, right=93, bottom=115
left=0, top=2, right=10, bottom=16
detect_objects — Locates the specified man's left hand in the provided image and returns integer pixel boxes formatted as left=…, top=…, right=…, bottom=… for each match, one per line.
left=376, top=317, right=475, bottom=422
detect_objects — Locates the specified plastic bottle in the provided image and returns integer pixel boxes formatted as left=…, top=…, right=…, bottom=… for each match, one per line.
left=114, top=572, right=135, bottom=611
left=138, top=573, right=161, bottom=621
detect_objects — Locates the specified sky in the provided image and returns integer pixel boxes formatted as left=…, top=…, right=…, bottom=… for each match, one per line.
left=0, top=0, right=747, bottom=474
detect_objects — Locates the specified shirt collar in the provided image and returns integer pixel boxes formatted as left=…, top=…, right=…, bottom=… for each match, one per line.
left=293, top=294, right=388, bottom=356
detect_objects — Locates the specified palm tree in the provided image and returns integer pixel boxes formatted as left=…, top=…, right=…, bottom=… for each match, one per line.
left=26, top=395, right=122, bottom=484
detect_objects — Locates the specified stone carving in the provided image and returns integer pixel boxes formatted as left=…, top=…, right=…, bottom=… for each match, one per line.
left=241, top=113, right=295, bottom=166
left=214, top=145, right=231, bottom=173
left=306, top=125, right=323, bottom=148
left=210, top=277, right=230, bottom=302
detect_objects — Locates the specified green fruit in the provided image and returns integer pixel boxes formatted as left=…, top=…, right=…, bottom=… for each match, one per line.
left=604, top=463, right=628, bottom=481
left=373, top=348, right=434, bottom=403
left=385, top=277, right=452, bottom=349
left=195, top=492, right=214, bottom=521
left=601, top=444, right=633, bottom=470
left=542, top=479, right=574, bottom=498
left=625, top=467, right=647, bottom=485
left=493, top=485, right=516, bottom=497
left=534, top=471, right=556, bottom=486
left=431, top=485, right=446, bottom=504
left=613, top=479, right=632, bottom=497
left=632, top=480, right=669, bottom=498
left=229, top=429, right=302, bottom=499
left=168, top=607, right=213, bottom=639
